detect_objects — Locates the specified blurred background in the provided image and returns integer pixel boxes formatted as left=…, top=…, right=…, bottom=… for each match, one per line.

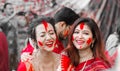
left=0, top=0, right=120, bottom=71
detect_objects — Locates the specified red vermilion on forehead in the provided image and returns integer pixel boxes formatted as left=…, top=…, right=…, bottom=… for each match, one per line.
left=42, top=20, right=48, bottom=31
left=87, top=38, right=92, bottom=45
left=38, top=41, right=43, bottom=46
left=79, top=22, right=85, bottom=30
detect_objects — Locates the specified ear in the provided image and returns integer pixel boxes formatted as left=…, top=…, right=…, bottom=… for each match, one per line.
left=59, top=21, right=66, bottom=27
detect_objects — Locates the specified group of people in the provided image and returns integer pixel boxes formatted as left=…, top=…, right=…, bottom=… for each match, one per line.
left=0, top=2, right=120, bottom=71
left=17, top=7, right=114, bottom=71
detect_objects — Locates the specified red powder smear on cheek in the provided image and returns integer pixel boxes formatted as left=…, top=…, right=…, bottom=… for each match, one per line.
left=42, top=20, right=48, bottom=31
left=80, top=22, right=85, bottom=30
left=87, top=38, right=92, bottom=45
left=38, top=41, right=43, bottom=46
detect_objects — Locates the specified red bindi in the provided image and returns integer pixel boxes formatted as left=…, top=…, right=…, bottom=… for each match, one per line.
left=79, top=22, right=85, bottom=30
left=42, top=20, right=48, bottom=31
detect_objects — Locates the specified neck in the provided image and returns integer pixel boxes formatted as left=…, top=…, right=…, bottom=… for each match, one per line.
left=79, top=48, right=93, bottom=63
left=39, top=49, right=55, bottom=62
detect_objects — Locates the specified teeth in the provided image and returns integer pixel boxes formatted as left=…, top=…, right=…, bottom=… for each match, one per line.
left=46, top=42, right=53, bottom=44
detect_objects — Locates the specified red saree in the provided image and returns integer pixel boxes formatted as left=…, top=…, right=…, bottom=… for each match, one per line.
left=61, top=53, right=110, bottom=71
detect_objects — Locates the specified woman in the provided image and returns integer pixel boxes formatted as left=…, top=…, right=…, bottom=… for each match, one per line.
left=17, top=16, right=63, bottom=71
left=58, top=18, right=111, bottom=71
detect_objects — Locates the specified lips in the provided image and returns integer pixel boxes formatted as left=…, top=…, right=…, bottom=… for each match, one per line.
left=45, top=41, right=54, bottom=48
left=76, top=40, right=85, bottom=45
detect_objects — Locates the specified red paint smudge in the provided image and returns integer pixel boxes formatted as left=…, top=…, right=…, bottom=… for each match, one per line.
left=87, top=38, right=92, bottom=45
left=72, top=36, right=74, bottom=41
left=38, top=41, right=43, bottom=46
left=54, top=38, right=58, bottom=48
left=80, top=46, right=82, bottom=48
left=42, top=20, right=48, bottom=31
left=80, top=22, right=84, bottom=30
left=64, top=30, right=69, bottom=37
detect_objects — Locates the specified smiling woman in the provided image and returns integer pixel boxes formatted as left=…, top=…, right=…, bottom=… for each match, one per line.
left=17, top=16, right=63, bottom=71
left=58, top=18, right=111, bottom=71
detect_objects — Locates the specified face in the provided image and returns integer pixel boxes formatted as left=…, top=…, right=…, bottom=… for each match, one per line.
left=36, top=21, right=56, bottom=51
left=5, top=4, right=14, bottom=15
left=72, top=23, right=94, bottom=50
left=17, top=16, right=27, bottom=27
left=55, top=22, right=69, bottom=39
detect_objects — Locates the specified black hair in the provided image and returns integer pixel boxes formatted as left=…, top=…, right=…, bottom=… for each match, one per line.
left=116, top=23, right=120, bottom=42
left=28, top=16, right=55, bottom=41
left=3, top=3, right=12, bottom=9
left=17, top=11, right=26, bottom=16
left=54, top=7, right=79, bottom=25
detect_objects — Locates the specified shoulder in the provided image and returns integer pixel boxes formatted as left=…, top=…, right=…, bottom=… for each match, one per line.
left=17, top=61, right=34, bottom=71
left=60, top=51, right=71, bottom=71
left=86, top=58, right=109, bottom=71
left=17, top=62, right=27, bottom=71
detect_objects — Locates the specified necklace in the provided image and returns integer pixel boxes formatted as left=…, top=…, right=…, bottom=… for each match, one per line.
left=80, top=60, right=88, bottom=71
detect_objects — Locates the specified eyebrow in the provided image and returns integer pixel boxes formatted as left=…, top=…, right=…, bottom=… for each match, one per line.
left=74, top=29, right=90, bottom=32
left=48, top=30, right=54, bottom=32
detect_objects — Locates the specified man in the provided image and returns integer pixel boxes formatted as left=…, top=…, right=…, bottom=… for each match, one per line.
left=54, top=7, right=79, bottom=47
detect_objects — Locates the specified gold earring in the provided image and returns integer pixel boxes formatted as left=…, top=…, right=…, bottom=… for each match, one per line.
left=91, top=43, right=94, bottom=48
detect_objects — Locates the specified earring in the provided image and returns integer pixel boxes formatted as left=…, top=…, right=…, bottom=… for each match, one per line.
left=91, top=43, right=94, bottom=48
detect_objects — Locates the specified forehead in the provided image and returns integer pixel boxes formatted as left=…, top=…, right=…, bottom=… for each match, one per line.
left=75, top=23, right=91, bottom=31
left=36, top=23, right=54, bottom=31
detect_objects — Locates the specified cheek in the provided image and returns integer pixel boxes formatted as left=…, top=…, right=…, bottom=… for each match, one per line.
left=86, top=38, right=92, bottom=45
left=38, top=41, right=43, bottom=47
left=63, top=30, right=69, bottom=37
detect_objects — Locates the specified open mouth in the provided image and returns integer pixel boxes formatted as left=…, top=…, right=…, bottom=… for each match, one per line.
left=45, top=41, right=54, bottom=48
left=76, top=40, right=85, bottom=45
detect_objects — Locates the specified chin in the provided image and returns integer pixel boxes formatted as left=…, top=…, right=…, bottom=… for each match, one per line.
left=45, top=47, right=54, bottom=52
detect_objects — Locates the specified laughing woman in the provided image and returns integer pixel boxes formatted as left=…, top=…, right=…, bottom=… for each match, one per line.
left=17, top=16, right=62, bottom=71
left=58, top=18, right=111, bottom=71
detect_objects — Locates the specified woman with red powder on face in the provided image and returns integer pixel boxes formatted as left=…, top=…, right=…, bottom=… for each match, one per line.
left=17, top=16, right=64, bottom=71
left=57, top=18, right=111, bottom=71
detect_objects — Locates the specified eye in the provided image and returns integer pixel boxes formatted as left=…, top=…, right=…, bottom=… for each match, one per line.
left=49, top=30, right=55, bottom=35
left=83, top=32, right=89, bottom=35
left=74, top=31, right=79, bottom=34
left=40, top=33, right=45, bottom=37
left=49, top=32, right=55, bottom=35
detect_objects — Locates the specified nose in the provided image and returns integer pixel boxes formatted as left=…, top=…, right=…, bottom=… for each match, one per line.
left=45, top=33, right=51, bottom=40
left=78, top=33, right=83, bottom=39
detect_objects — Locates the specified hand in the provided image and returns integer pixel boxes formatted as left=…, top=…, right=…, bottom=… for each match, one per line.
left=21, top=52, right=33, bottom=62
